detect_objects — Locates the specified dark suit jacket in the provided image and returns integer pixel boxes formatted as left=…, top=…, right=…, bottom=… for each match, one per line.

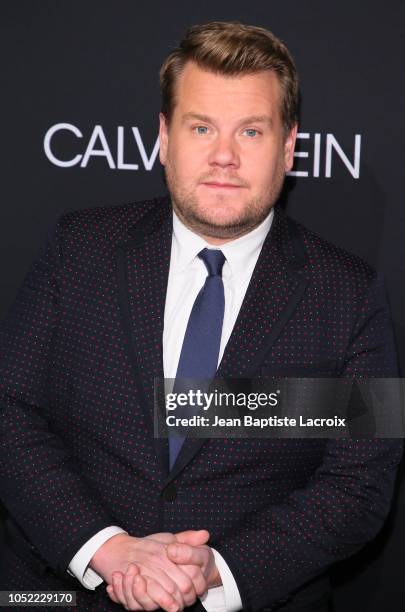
left=0, top=197, right=402, bottom=611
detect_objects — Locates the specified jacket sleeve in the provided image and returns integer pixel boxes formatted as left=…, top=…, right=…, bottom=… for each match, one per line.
left=0, top=219, right=116, bottom=577
left=212, top=273, right=403, bottom=611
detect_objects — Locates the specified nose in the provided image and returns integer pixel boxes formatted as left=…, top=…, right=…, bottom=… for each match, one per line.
left=207, top=133, right=240, bottom=169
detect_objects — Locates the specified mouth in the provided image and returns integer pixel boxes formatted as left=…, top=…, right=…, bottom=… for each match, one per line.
left=201, top=182, right=244, bottom=190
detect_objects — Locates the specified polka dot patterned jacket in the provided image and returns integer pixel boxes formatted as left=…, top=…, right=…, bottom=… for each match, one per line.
left=0, top=198, right=402, bottom=611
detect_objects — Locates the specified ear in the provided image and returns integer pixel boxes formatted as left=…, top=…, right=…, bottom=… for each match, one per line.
left=159, top=112, right=169, bottom=165
left=284, top=123, right=298, bottom=172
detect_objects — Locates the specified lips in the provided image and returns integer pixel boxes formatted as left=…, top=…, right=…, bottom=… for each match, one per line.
left=201, top=182, right=244, bottom=189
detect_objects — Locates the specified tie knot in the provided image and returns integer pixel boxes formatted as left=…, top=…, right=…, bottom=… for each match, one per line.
left=198, top=248, right=225, bottom=277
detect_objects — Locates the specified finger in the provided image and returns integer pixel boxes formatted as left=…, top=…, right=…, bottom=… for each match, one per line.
left=140, top=566, right=186, bottom=609
left=106, top=583, right=120, bottom=604
left=138, top=575, right=182, bottom=612
left=111, top=571, right=129, bottom=609
left=122, top=565, right=144, bottom=610
left=175, top=530, right=210, bottom=546
left=146, top=532, right=177, bottom=545
left=178, top=564, right=208, bottom=597
left=167, top=543, right=206, bottom=567
left=162, top=565, right=196, bottom=608
left=145, top=564, right=195, bottom=608
left=129, top=574, right=155, bottom=611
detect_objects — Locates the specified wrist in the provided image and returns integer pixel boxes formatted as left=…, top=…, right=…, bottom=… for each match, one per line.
left=208, top=564, right=222, bottom=588
left=90, top=533, right=132, bottom=578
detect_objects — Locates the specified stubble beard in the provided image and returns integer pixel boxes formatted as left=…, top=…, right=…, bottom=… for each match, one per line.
left=164, top=160, right=286, bottom=241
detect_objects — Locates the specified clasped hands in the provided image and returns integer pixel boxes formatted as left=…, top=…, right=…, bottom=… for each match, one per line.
left=90, top=530, right=221, bottom=611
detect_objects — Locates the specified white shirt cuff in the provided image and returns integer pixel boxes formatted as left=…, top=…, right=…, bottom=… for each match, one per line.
left=68, top=526, right=127, bottom=590
left=200, top=548, right=242, bottom=612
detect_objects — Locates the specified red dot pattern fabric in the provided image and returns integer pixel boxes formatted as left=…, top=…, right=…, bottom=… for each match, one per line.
left=0, top=198, right=402, bottom=611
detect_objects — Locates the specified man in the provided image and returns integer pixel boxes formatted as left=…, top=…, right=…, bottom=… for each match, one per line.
left=0, top=21, right=401, bottom=612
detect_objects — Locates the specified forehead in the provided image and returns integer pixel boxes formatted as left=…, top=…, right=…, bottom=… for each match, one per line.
left=173, top=61, right=281, bottom=119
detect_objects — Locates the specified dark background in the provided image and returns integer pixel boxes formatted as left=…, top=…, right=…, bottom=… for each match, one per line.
left=1, top=1, right=404, bottom=609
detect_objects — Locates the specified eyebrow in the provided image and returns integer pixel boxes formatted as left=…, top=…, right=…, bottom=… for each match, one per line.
left=182, top=112, right=273, bottom=128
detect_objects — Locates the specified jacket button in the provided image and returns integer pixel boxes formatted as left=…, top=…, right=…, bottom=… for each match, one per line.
left=162, top=483, right=177, bottom=502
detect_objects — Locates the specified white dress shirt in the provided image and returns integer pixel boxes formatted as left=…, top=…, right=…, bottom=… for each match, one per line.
left=68, top=207, right=274, bottom=611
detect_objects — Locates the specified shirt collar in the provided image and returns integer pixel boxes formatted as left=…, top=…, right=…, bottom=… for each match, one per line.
left=172, top=208, right=274, bottom=278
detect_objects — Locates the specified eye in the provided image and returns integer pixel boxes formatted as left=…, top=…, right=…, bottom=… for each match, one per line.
left=244, top=128, right=260, bottom=138
left=194, top=126, right=209, bottom=135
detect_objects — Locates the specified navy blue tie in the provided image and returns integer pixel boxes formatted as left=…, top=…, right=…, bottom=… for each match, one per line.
left=169, top=248, right=226, bottom=469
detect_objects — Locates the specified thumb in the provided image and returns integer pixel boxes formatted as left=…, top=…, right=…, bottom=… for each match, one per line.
left=175, top=529, right=210, bottom=546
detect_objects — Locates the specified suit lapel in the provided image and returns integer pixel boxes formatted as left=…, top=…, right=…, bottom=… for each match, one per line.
left=164, top=206, right=310, bottom=485
left=117, top=202, right=172, bottom=476
left=217, top=206, right=309, bottom=378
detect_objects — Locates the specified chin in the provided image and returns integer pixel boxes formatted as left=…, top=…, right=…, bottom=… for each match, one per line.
left=197, top=201, right=245, bottom=223
left=198, top=211, right=243, bottom=229
left=172, top=192, right=260, bottom=236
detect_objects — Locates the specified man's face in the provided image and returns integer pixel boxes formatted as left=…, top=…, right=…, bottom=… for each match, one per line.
left=159, top=61, right=297, bottom=243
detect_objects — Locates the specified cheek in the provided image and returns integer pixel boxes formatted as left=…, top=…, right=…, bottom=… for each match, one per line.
left=244, top=158, right=273, bottom=185
left=168, top=146, right=202, bottom=180
left=250, top=158, right=283, bottom=192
